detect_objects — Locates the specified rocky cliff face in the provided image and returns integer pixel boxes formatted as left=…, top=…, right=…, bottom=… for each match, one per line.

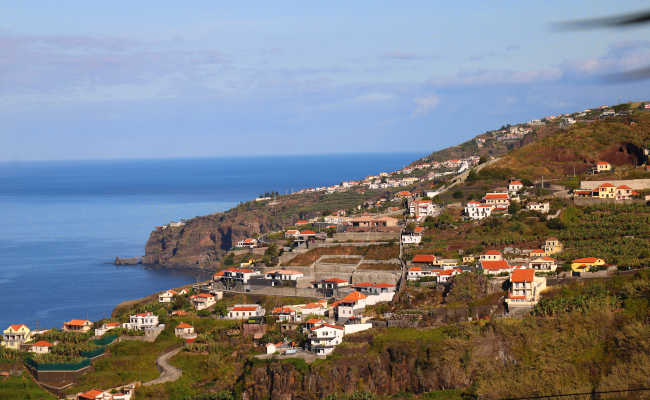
left=143, top=205, right=286, bottom=269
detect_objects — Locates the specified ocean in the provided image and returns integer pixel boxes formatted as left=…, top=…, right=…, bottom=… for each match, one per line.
left=0, top=153, right=421, bottom=330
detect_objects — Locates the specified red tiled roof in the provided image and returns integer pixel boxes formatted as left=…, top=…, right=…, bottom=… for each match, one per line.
left=176, top=322, right=193, bottom=329
left=530, top=249, right=545, bottom=254
left=302, top=302, right=324, bottom=309
left=414, top=227, right=424, bottom=233
left=572, top=257, right=600, bottom=263
left=185, top=338, right=196, bottom=343
left=65, top=319, right=90, bottom=326
left=480, top=260, right=510, bottom=271
left=373, top=283, right=395, bottom=287
left=484, top=250, right=502, bottom=255
left=510, top=180, right=523, bottom=185
left=412, top=254, right=436, bottom=263
left=352, top=282, right=373, bottom=287
left=484, top=193, right=509, bottom=200
left=79, top=389, right=104, bottom=399
left=324, top=278, right=347, bottom=284
left=540, top=257, right=556, bottom=262
left=105, top=322, right=121, bottom=327
left=599, top=183, right=614, bottom=188
left=508, top=294, right=526, bottom=300
left=296, top=220, right=308, bottom=224
left=301, top=230, right=316, bottom=234
left=9, top=324, right=26, bottom=331
left=33, top=341, right=52, bottom=347
left=409, top=266, right=422, bottom=271
left=231, top=306, right=259, bottom=312
left=312, top=323, right=344, bottom=331
left=617, top=185, right=632, bottom=190
left=306, top=318, right=323, bottom=324
left=511, top=269, right=535, bottom=282
left=272, top=307, right=295, bottom=314
left=596, top=161, right=610, bottom=165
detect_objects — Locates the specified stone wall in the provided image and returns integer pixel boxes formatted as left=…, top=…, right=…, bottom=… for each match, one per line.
left=332, top=232, right=400, bottom=241
left=579, top=178, right=650, bottom=190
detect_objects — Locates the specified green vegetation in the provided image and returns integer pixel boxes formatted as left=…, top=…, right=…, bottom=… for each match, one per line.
left=0, top=375, right=56, bottom=400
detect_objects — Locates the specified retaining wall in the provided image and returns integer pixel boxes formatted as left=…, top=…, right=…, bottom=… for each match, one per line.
left=578, top=179, right=650, bottom=190
left=332, top=232, right=399, bottom=241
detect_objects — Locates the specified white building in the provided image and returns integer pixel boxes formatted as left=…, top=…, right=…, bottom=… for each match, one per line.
left=401, top=230, right=423, bottom=245
left=264, top=269, right=304, bottom=281
left=526, top=202, right=550, bottom=214
left=483, top=193, right=510, bottom=209
left=236, top=238, right=258, bottom=248
left=30, top=340, right=52, bottom=354
left=226, top=304, right=266, bottom=319
left=407, top=266, right=435, bottom=281
left=464, top=201, right=494, bottom=220
left=158, top=290, right=178, bottom=303
left=528, top=257, right=558, bottom=272
left=308, top=324, right=344, bottom=356
left=94, top=322, right=121, bottom=337
left=409, top=199, right=436, bottom=220
left=508, top=180, right=523, bottom=193
left=479, top=251, right=512, bottom=275
left=2, top=324, right=31, bottom=350
left=351, top=282, right=396, bottom=304
left=333, top=291, right=367, bottom=319
left=174, top=323, right=196, bottom=338
left=505, top=269, right=547, bottom=308
left=190, top=293, right=218, bottom=310
left=122, top=312, right=160, bottom=331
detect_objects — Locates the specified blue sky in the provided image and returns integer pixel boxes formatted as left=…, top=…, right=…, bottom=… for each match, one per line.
left=1, top=1, right=649, bottom=161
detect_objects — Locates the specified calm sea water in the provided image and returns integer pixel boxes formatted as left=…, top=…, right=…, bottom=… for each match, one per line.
left=0, top=153, right=420, bottom=330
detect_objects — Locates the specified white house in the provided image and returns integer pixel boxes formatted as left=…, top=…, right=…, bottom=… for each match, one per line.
left=434, top=268, right=462, bottom=283
left=226, top=304, right=266, bottom=319
left=407, top=266, right=435, bottom=281
left=219, top=268, right=261, bottom=285
left=409, top=199, right=436, bottom=220
left=296, top=301, right=328, bottom=317
left=271, top=306, right=302, bottom=323
left=505, top=269, right=547, bottom=308
left=526, top=202, right=550, bottom=214
left=158, top=290, right=178, bottom=303
left=351, top=282, right=396, bottom=304
left=122, top=312, right=160, bottom=331
left=483, top=193, right=510, bottom=209
left=30, top=340, right=52, bottom=354
left=528, top=256, right=558, bottom=272
left=264, top=269, right=304, bottom=281
left=332, top=291, right=368, bottom=319
left=236, top=238, right=258, bottom=248
left=401, top=227, right=423, bottom=244
left=479, top=251, right=511, bottom=275
left=94, top=322, right=121, bottom=337
left=174, top=322, right=195, bottom=338
left=308, top=324, right=345, bottom=356
left=464, top=201, right=493, bottom=220
left=508, top=180, right=523, bottom=193
left=190, top=293, right=218, bottom=310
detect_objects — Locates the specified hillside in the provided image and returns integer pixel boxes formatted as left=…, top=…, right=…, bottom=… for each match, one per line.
left=143, top=103, right=650, bottom=270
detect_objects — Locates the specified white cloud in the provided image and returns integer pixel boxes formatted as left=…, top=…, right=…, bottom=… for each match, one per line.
left=413, top=95, right=440, bottom=116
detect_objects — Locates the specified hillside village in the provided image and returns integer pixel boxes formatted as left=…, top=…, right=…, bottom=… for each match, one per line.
left=2, top=102, right=650, bottom=400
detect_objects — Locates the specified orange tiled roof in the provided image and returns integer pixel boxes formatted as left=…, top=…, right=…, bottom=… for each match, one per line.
left=79, top=389, right=104, bottom=399
left=9, top=324, right=26, bottom=331
left=480, top=260, right=510, bottom=271
left=412, top=254, right=436, bottom=263
left=176, top=322, right=193, bottom=329
left=511, top=269, right=535, bottom=282
left=484, top=250, right=502, bottom=255
left=572, top=257, right=600, bottom=263
left=33, top=340, right=52, bottom=347
left=65, top=319, right=90, bottom=326
left=231, top=306, right=259, bottom=312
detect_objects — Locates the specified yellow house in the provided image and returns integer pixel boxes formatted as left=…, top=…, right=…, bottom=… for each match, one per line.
left=543, top=238, right=563, bottom=255
left=598, top=183, right=616, bottom=199
left=595, top=161, right=611, bottom=173
left=462, top=255, right=475, bottom=264
left=571, top=257, right=605, bottom=273
left=2, top=324, right=31, bottom=350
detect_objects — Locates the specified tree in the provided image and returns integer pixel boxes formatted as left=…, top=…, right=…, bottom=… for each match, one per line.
left=479, top=156, right=488, bottom=164
left=508, top=202, right=521, bottom=215
left=452, top=190, right=464, bottom=199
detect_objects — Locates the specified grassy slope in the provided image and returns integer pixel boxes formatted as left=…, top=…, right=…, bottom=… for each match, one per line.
left=0, top=375, right=56, bottom=400
left=490, top=110, right=650, bottom=179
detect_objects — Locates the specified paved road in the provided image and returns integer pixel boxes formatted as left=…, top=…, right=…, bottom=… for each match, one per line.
left=143, top=347, right=182, bottom=386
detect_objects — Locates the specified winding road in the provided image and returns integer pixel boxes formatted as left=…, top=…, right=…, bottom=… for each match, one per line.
left=143, top=347, right=183, bottom=386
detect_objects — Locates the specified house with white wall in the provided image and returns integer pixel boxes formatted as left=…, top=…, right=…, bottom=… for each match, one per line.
left=226, top=304, right=266, bottom=319
left=122, top=312, right=160, bottom=331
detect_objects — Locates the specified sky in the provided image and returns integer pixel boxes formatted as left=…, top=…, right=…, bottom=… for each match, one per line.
left=1, top=1, right=650, bottom=161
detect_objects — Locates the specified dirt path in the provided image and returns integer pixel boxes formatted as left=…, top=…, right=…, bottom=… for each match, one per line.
left=143, top=347, right=182, bottom=386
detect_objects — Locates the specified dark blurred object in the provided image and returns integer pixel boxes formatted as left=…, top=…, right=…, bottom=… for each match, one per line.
left=555, top=9, right=650, bottom=81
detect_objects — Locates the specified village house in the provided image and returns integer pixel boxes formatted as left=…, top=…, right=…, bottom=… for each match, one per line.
left=308, top=324, right=344, bottom=356
left=174, top=322, right=196, bottom=338
left=505, top=269, right=547, bottom=308
left=350, top=282, right=396, bottom=303
left=122, top=312, right=160, bottom=331
left=264, top=269, right=304, bottom=281
left=347, top=215, right=398, bottom=230
left=2, top=324, right=31, bottom=350
left=236, top=238, right=258, bottom=249
left=63, top=319, right=93, bottom=333
left=312, top=277, right=349, bottom=297
left=483, top=192, right=510, bottom=209
left=218, top=268, right=261, bottom=285
left=271, top=306, right=302, bottom=323
left=543, top=237, right=563, bottom=255
left=529, top=249, right=546, bottom=258
left=332, top=291, right=368, bottom=320
left=295, top=300, right=329, bottom=317
left=158, top=289, right=178, bottom=303
left=94, top=322, right=121, bottom=337
left=411, top=254, right=437, bottom=266
left=528, top=256, right=558, bottom=272
left=593, top=161, right=612, bottom=173
left=295, top=220, right=309, bottom=225
left=479, top=250, right=511, bottom=275
left=462, top=255, right=475, bottom=264
left=285, top=229, right=300, bottom=238
left=190, top=293, right=219, bottom=310
left=570, top=257, right=606, bottom=273
left=30, top=340, right=52, bottom=354
left=77, top=386, right=135, bottom=400
left=226, top=304, right=266, bottom=319
left=615, top=185, right=634, bottom=200
left=598, top=183, right=616, bottom=199
left=527, top=202, right=550, bottom=214
left=508, top=180, right=523, bottom=193
left=407, top=266, right=435, bottom=280
left=171, top=310, right=188, bottom=317
left=464, top=201, right=494, bottom=220
left=409, top=199, right=437, bottom=220
left=401, top=230, right=423, bottom=245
